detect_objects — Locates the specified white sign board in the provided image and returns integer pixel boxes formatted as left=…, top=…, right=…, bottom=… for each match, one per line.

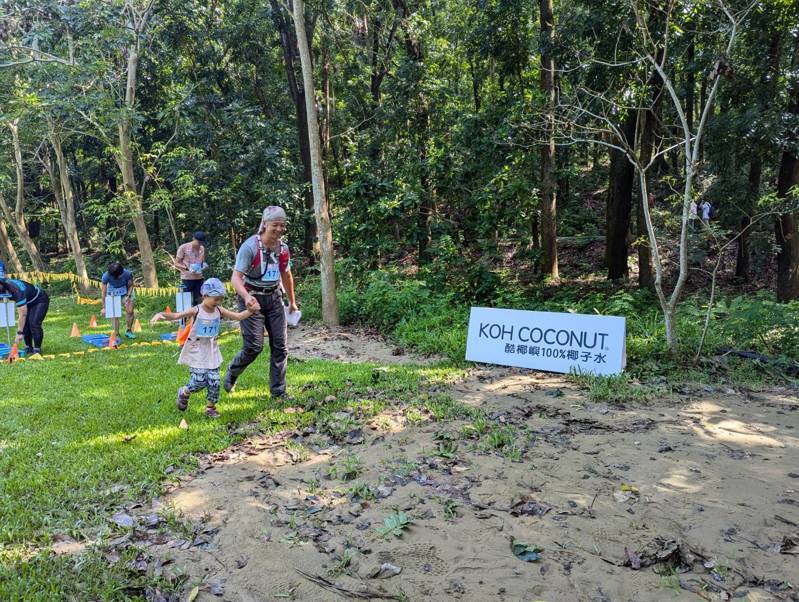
left=0, top=299, right=14, bottom=328
left=176, top=291, right=193, bottom=312
left=105, top=295, right=122, bottom=319
left=466, top=307, right=626, bottom=375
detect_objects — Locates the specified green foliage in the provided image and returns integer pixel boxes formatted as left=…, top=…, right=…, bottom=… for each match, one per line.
left=376, top=510, right=411, bottom=539
left=567, top=371, right=662, bottom=404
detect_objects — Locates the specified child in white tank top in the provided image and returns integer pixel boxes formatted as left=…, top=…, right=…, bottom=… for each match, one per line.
left=150, top=278, right=255, bottom=418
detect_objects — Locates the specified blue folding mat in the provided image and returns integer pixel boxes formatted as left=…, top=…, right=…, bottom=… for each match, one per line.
left=82, top=334, right=111, bottom=348
left=0, top=343, right=26, bottom=359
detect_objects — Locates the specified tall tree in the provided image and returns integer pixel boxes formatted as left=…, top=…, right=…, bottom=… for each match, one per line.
left=115, top=0, right=159, bottom=287
left=775, top=26, right=799, bottom=301
left=269, top=0, right=317, bottom=261
left=606, top=111, right=636, bottom=281
left=0, top=219, right=24, bottom=273
left=392, top=0, right=434, bottom=261
left=538, top=0, right=558, bottom=278
left=41, top=122, right=90, bottom=288
left=291, top=0, right=339, bottom=326
left=0, top=120, right=46, bottom=271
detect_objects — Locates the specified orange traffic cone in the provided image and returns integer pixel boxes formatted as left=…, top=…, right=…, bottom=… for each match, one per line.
left=70, top=323, right=81, bottom=337
left=89, top=315, right=98, bottom=328
left=132, top=319, right=142, bottom=333
left=7, top=343, right=19, bottom=363
left=177, top=317, right=193, bottom=346
left=108, top=331, right=117, bottom=349
left=165, top=306, right=172, bottom=314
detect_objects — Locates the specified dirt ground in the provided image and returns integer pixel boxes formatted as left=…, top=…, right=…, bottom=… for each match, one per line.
left=131, top=326, right=797, bottom=602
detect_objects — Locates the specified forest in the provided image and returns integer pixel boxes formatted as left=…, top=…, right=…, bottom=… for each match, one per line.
left=0, top=0, right=796, bottom=361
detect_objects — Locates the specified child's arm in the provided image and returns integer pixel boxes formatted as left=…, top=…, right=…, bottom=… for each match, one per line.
left=150, top=307, right=197, bottom=325
left=219, top=306, right=256, bottom=322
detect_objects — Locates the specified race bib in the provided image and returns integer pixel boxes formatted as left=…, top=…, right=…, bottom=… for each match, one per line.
left=261, top=264, right=280, bottom=283
left=195, top=317, right=220, bottom=338
left=108, top=285, right=128, bottom=297
left=189, top=263, right=202, bottom=273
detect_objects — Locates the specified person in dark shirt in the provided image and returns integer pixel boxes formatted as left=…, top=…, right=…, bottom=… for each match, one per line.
left=0, top=274, right=50, bottom=356
left=100, top=262, right=137, bottom=339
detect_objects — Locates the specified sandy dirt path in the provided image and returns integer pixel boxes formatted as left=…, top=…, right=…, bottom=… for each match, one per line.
left=131, top=327, right=797, bottom=602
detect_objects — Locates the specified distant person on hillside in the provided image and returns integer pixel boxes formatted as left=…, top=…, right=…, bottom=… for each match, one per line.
left=689, top=200, right=699, bottom=230
left=101, top=262, right=136, bottom=340
left=173, top=231, right=207, bottom=305
left=0, top=264, right=50, bottom=357
left=224, top=206, right=298, bottom=399
left=150, top=278, right=256, bottom=418
left=700, top=200, right=713, bottom=224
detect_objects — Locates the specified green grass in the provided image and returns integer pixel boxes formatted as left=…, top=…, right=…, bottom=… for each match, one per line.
left=0, top=295, right=455, bottom=600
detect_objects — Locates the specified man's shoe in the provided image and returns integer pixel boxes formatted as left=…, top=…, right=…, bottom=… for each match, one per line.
left=223, top=371, right=236, bottom=393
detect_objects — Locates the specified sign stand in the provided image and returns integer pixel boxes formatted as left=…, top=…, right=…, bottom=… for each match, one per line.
left=176, top=290, right=192, bottom=327
left=0, top=294, right=14, bottom=347
left=104, top=295, right=122, bottom=319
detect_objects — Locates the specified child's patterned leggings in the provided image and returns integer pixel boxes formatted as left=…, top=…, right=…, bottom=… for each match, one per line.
left=186, top=368, right=221, bottom=405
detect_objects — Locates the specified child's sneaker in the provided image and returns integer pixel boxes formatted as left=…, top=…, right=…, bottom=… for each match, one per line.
left=176, top=387, right=190, bottom=411
left=125, top=330, right=136, bottom=339
left=205, top=406, right=220, bottom=419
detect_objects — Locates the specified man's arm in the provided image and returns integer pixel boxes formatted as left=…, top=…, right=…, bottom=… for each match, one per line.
left=281, top=270, right=297, bottom=313
left=232, top=270, right=260, bottom=311
left=174, top=246, right=188, bottom=271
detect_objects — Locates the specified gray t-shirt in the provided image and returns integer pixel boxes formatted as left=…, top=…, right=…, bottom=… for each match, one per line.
left=234, top=235, right=291, bottom=290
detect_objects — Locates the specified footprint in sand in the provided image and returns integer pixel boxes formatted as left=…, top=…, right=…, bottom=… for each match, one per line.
left=380, top=543, right=450, bottom=576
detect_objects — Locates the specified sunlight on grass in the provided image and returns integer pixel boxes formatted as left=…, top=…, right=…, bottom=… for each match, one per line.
left=0, top=296, right=460, bottom=600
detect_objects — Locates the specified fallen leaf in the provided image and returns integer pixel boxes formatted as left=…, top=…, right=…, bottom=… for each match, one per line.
left=179, top=419, right=189, bottom=430
left=187, top=586, right=199, bottom=602
left=510, top=496, right=552, bottom=517
left=208, top=578, right=226, bottom=596
left=779, top=534, right=799, bottom=555
left=235, top=554, right=249, bottom=568
left=613, top=491, right=634, bottom=503
left=624, top=547, right=641, bottom=570
left=111, top=512, right=135, bottom=528
left=368, top=562, right=402, bottom=579
left=123, top=434, right=137, bottom=443
left=511, top=540, right=542, bottom=562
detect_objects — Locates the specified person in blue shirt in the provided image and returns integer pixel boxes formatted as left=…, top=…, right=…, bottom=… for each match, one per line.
left=0, top=270, right=50, bottom=357
left=100, top=262, right=137, bottom=339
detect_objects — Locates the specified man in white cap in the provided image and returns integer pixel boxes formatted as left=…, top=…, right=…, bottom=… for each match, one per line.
left=225, top=206, right=298, bottom=398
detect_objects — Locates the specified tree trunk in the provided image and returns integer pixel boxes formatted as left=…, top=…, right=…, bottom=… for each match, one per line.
left=736, top=157, right=760, bottom=279
left=775, top=33, right=799, bottom=301
left=116, top=36, right=158, bottom=288
left=606, top=112, right=636, bottom=280
left=270, top=0, right=316, bottom=262
left=292, top=0, right=339, bottom=326
left=0, top=218, right=23, bottom=273
left=539, top=0, right=558, bottom=278
left=392, top=0, right=433, bottom=262
left=2, top=121, right=45, bottom=271
left=636, top=50, right=665, bottom=290
left=49, top=130, right=90, bottom=289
